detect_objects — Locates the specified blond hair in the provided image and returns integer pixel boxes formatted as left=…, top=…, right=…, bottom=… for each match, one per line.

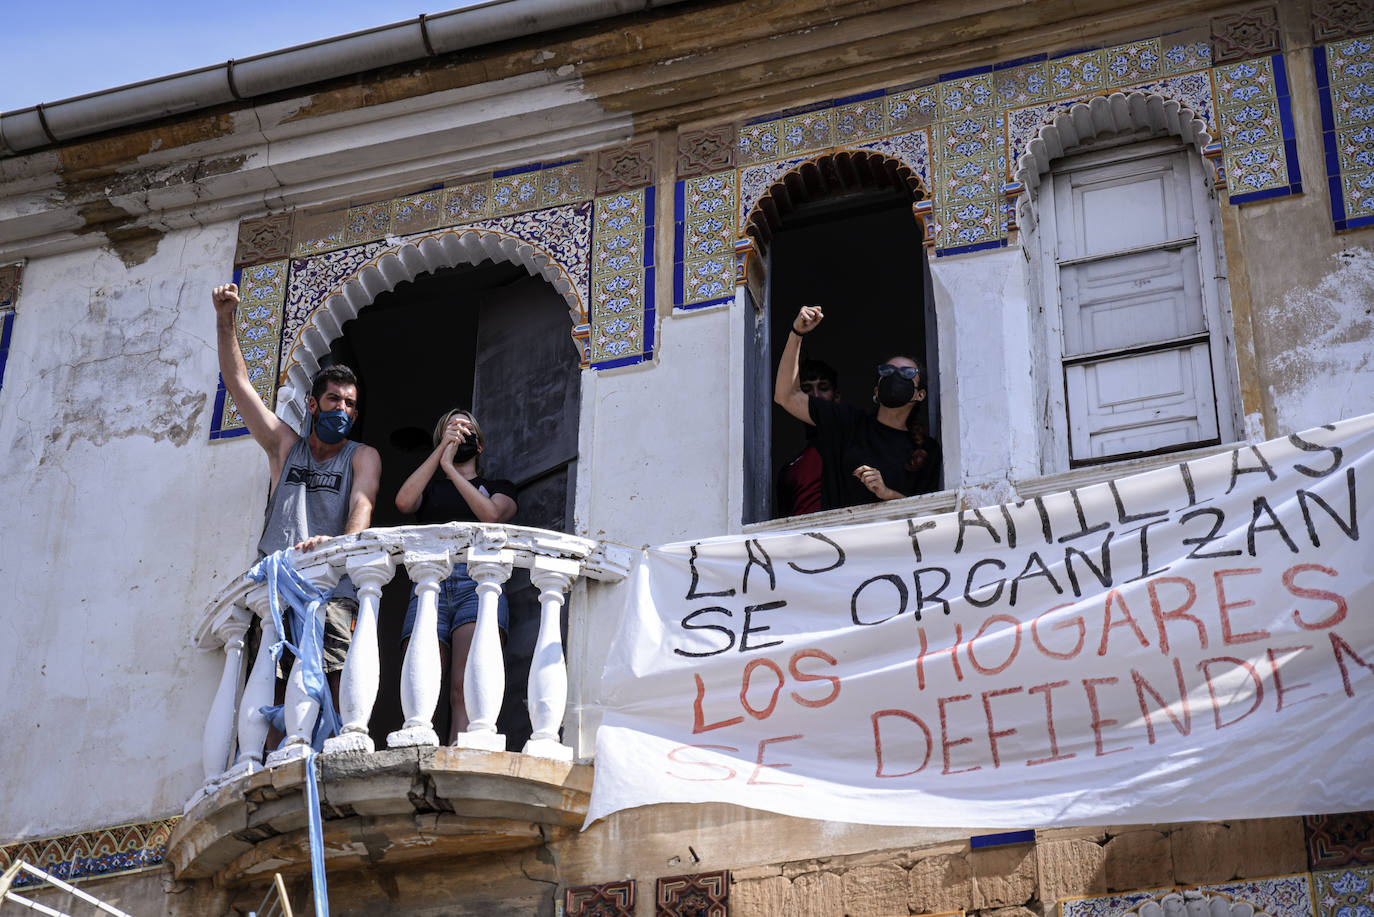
left=432, top=408, right=485, bottom=466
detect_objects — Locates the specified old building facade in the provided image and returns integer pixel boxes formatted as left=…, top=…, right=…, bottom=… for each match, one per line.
left=1, top=1, right=1372, bottom=915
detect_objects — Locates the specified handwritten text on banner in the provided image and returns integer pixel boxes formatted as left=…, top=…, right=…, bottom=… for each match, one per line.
left=588, top=415, right=1374, bottom=828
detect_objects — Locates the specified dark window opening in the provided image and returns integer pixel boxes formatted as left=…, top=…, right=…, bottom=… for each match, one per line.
left=745, top=188, right=940, bottom=524
left=328, top=259, right=580, bottom=748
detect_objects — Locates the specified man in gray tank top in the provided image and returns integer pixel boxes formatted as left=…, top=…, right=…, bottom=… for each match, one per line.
left=212, top=282, right=382, bottom=742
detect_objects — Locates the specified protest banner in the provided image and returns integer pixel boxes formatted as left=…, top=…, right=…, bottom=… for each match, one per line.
left=586, top=415, right=1374, bottom=828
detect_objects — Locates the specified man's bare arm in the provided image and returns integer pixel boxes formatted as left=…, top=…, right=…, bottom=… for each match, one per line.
left=212, top=283, right=297, bottom=473
left=344, top=444, right=382, bottom=534
left=773, top=305, right=823, bottom=424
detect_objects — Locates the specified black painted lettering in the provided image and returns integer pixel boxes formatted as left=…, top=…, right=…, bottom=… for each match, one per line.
left=1064, top=533, right=1113, bottom=596
left=1289, top=426, right=1343, bottom=478
left=906, top=518, right=937, bottom=562
left=686, top=543, right=736, bottom=600
left=1297, top=468, right=1358, bottom=547
left=1248, top=496, right=1299, bottom=556
left=1226, top=445, right=1277, bottom=494
left=675, top=606, right=736, bottom=657
left=1009, top=552, right=1064, bottom=606
left=740, top=600, right=787, bottom=652
left=964, top=558, right=1007, bottom=609
left=742, top=539, right=776, bottom=594
left=1109, top=479, right=1169, bottom=524
left=913, top=567, right=952, bottom=619
left=1179, top=507, right=1243, bottom=559
left=851, top=573, right=909, bottom=626
left=956, top=508, right=1002, bottom=553
left=1058, top=488, right=1112, bottom=542
left=787, top=532, right=846, bottom=574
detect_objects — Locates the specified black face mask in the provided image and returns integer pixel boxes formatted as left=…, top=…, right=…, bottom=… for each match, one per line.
left=454, top=440, right=481, bottom=462
left=876, top=374, right=917, bottom=408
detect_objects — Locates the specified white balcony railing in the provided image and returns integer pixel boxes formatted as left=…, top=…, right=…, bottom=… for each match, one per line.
left=189, top=523, right=632, bottom=807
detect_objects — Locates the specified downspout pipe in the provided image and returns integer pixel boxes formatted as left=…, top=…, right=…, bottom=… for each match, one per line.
left=0, top=0, right=692, bottom=157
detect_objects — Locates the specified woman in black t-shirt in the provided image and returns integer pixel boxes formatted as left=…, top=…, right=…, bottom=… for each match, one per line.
left=395, top=408, right=518, bottom=741
left=774, top=305, right=941, bottom=511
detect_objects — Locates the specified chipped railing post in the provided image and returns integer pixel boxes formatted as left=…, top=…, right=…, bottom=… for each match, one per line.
left=523, top=556, right=580, bottom=760
left=457, top=534, right=515, bottom=751
left=202, top=609, right=251, bottom=782
left=230, top=586, right=275, bottom=775
left=325, top=549, right=397, bottom=754
left=388, top=552, right=453, bottom=748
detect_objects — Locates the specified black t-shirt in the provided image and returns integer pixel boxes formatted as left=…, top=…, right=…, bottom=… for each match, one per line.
left=808, top=396, right=942, bottom=509
left=415, top=473, right=519, bottom=524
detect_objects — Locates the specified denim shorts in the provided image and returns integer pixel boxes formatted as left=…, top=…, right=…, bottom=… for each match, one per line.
left=401, top=563, right=510, bottom=644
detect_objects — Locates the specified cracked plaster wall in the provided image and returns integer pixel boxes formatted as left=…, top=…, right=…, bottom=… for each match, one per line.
left=1258, top=246, right=1374, bottom=434
left=0, top=219, right=270, bottom=840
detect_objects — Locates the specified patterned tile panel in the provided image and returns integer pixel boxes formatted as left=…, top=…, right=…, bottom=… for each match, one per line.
left=1314, top=865, right=1374, bottom=917
left=1061, top=876, right=1315, bottom=917
left=389, top=191, right=442, bottom=236
left=657, top=870, right=728, bottom=917
left=590, top=187, right=654, bottom=366
left=0, top=309, right=14, bottom=408
left=290, top=208, right=348, bottom=258
left=668, top=21, right=1311, bottom=292
left=1306, top=812, right=1374, bottom=868
left=677, top=171, right=738, bottom=311
left=211, top=259, right=289, bottom=440
left=0, top=818, right=178, bottom=889
left=566, top=879, right=636, bottom=916
left=275, top=202, right=594, bottom=392
left=1315, top=34, right=1374, bottom=230
left=678, top=125, right=736, bottom=178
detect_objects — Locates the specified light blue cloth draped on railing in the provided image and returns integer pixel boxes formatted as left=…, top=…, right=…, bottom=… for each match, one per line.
left=247, top=550, right=343, bottom=751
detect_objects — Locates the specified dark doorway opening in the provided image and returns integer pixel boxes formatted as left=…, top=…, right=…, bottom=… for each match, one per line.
left=328, top=259, right=581, bottom=748
left=744, top=188, right=938, bottom=523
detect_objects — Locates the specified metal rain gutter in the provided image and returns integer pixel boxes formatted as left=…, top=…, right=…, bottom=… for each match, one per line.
left=0, top=0, right=691, bottom=157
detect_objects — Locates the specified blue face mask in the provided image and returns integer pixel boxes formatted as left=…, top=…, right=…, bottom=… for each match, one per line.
left=314, top=408, right=353, bottom=444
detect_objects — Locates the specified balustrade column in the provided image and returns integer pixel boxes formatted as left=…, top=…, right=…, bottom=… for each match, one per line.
left=456, top=543, right=515, bottom=751
left=324, top=550, right=397, bottom=754
left=201, top=611, right=251, bottom=782
left=523, top=557, right=580, bottom=760
left=388, top=552, right=452, bottom=748
left=232, top=587, right=276, bottom=772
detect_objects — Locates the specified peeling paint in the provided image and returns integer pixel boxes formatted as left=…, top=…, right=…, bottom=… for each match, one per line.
left=1262, top=246, right=1374, bottom=433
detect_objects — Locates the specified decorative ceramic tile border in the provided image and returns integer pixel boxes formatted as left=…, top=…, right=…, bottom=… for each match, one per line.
left=1061, top=875, right=1314, bottom=917
left=1212, top=7, right=1283, bottom=64
left=1212, top=53, right=1303, bottom=203
left=675, top=170, right=739, bottom=310
left=0, top=309, right=14, bottom=406
left=1314, top=34, right=1374, bottom=230
left=211, top=260, right=288, bottom=440
left=213, top=151, right=647, bottom=440
left=565, top=879, right=636, bottom=916
left=670, top=26, right=1301, bottom=310
left=1313, top=865, right=1374, bottom=917
left=657, top=870, right=728, bottom=916
left=0, top=818, right=178, bottom=889
left=0, top=262, right=22, bottom=410
left=589, top=187, right=655, bottom=367
left=1305, top=811, right=1374, bottom=868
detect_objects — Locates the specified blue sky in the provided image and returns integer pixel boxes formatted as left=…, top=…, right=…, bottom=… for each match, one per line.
left=1, top=1, right=483, bottom=111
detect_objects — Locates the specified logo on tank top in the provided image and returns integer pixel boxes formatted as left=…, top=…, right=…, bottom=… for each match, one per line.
left=284, top=465, right=344, bottom=492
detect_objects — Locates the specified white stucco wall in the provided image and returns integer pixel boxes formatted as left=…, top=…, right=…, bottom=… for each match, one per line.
left=0, top=221, right=270, bottom=839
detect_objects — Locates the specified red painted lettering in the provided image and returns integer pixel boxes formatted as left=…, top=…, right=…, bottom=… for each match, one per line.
left=739, top=658, right=785, bottom=720
left=1027, top=680, right=1075, bottom=766
left=939, top=694, right=981, bottom=775
left=1198, top=656, right=1265, bottom=728
left=967, top=614, right=1022, bottom=676
left=1098, top=590, right=1150, bottom=656
left=871, top=709, right=933, bottom=778
left=1031, top=605, right=1084, bottom=660
left=1214, top=568, right=1270, bottom=645
left=1284, top=564, right=1348, bottom=630
left=747, top=734, right=805, bottom=787
left=1131, top=658, right=1191, bottom=744
left=981, top=686, right=1024, bottom=768
left=788, top=649, right=841, bottom=708
left=1083, top=676, right=1131, bottom=757
left=1147, top=576, right=1204, bottom=656
left=693, top=673, right=744, bottom=733
left=666, top=744, right=739, bottom=781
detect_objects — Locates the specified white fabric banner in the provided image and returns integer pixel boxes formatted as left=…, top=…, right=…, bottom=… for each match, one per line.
left=587, top=415, right=1374, bottom=828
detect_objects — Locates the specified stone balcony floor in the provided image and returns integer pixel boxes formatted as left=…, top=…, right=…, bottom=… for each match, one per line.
left=167, top=747, right=591, bottom=885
